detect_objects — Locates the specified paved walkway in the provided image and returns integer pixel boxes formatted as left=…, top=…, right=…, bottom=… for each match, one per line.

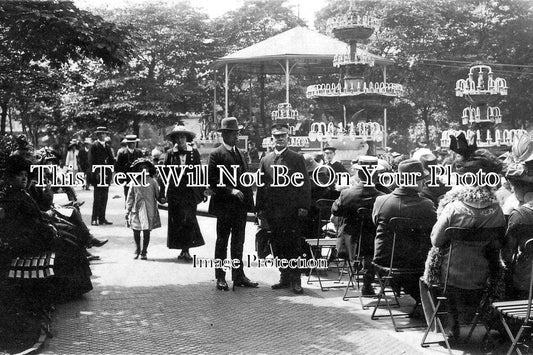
left=40, top=186, right=497, bottom=354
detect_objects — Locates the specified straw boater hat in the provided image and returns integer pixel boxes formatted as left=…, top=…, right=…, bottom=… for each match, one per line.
left=352, top=156, right=388, bottom=173
left=165, top=125, right=196, bottom=142
left=218, top=117, right=243, bottom=132
left=121, top=134, right=140, bottom=144
left=95, top=126, right=110, bottom=134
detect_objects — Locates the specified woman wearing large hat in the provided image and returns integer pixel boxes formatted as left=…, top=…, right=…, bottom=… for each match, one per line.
left=160, top=125, right=205, bottom=261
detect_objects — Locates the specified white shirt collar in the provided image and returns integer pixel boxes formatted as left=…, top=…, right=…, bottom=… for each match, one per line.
left=222, top=142, right=235, bottom=152
left=98, top=139, right=105, bottom=145
left=274, top=147, right=287, bottom=156
left=127, top=147, right=134, bottom=153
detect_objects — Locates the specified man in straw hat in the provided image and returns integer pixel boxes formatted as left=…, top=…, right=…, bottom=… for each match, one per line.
left=256, top=123, right=311, bottom=294
left=88, top=126, right=115, bottom=226
left=208, top=117, right=257, bottom=291
left=115, top=134, right=143, bottom=200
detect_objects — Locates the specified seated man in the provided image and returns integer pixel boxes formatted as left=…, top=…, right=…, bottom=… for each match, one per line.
left=372, top=159, right=436, bottom=305
left=331, top=156, right=386, bottom=296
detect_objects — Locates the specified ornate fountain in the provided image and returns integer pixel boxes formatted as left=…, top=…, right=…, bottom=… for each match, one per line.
left=441, top=64, right=525, bottom=149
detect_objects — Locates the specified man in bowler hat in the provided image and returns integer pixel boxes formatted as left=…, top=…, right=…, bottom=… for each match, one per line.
left=256, top=123, right=311, bottom=294
left=208, top=117, right=258, bottom=291
left=88, top=126, right=115, bottom=225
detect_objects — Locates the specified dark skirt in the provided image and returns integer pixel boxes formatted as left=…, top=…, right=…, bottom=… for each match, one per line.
left=167, top=197, right=205, bottom=250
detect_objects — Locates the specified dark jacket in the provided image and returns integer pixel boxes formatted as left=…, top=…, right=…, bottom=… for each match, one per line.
left=256, top=148, right=311, bottom=224
left=332, top=182, right=384, bottom=252
left=372, top=187, right=436, bottom=267
left=115, top=147, right=143, bottom=174
left=208, top=144, right=254, bottom=217
left=88, top=141, right=115, bottom=186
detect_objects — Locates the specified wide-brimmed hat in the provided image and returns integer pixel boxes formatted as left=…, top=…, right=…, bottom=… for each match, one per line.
left=95, top=126, right=110, bottom=134
left=165, top=125, right=196, bottom=142
left=5, top=155, right=31, bottom=176
left=218, top=117, right=243, bottom=132
left=130, top=157, right=155, bottom=171
left=398, top=159, right=429, bottom=182
left=504, top=133, right=533, bottom=183
left=271, top=123, right=289, bottom=135
left=455, top=149, right=502, bottom=175
left=121, top=134, right=140, bottom=144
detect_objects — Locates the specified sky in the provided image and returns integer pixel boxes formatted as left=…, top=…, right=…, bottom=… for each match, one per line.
left=75, top=0, right=328, bottom=28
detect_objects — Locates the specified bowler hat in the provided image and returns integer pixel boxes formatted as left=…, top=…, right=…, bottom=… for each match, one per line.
left=218, top=117, right=243, bottom=131
left=398, top=159, right=429, bottom=181
left=165, top=125, right=196, bottom=142
left=121, top=134, right=140, bottom=143
left=95, top=126, right=110, bottom=134
left=271, top=123, right=289, bottom=135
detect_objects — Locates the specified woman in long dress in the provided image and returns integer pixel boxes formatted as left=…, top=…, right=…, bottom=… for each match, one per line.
left=161, top=125, right=205, bottom=261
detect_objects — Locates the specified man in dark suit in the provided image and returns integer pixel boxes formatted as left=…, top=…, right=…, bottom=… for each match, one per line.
left=256, top=123, right=311, bottom=294
left=208, top=117, right=258, bottom=291
left=372, top=159, right=437, bottom=304
left=115, top=134, right=143, bottom=200
left=331, top=156, right=386, bottom=296
left=88, top=126, right=115, bottom=226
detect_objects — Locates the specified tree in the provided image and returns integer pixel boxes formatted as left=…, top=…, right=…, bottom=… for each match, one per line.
left=74, top=1, right=216, bottom=136
left=0, top=0, right=133, bottom=140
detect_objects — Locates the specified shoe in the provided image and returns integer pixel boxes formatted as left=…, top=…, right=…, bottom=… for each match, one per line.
left=216, top=279, right=229, bottom=291
left=182, top=251, right=193, bottom=262
left=140, top=253, right=147, bottom=260
left=134, top=250, right=140, bottom=259
left=90, top=238, right=108, bottom=248
left=91, top=220, right=99, bottom=226
left=233, top=276, right=259, bottom=288
left=87, top=254, right=100, bottom=261
left=99, top=220, right=113, bottom=225
left=271, top=277, right=291, bottom=289
left=361, top=285, right=376, bottom=297
left=177, top=253, right=184, bottom=260
left=292, top=278, right=303, bottom=294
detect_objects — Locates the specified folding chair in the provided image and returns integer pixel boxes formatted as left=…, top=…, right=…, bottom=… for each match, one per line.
left=343, top=207, right=375, bottom=308
left=306, top=199, right=349, bottom=291
left=371, top=217, right=433, bottom=331
left=491, top=237, right=533, bottom=355
left=421, top=227, right=504, bottom=353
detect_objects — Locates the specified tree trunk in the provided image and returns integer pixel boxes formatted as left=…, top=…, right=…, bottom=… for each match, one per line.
left=0, top=101, right=7, bottom=135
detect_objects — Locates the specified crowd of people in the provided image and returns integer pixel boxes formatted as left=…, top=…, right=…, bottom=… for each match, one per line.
left=2, top=119, right=533, bottom=343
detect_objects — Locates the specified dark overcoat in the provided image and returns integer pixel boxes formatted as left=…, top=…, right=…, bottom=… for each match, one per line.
left=207, top=145, right=254, bottom=217
left=87, top=141, right=115, bottom=186
left=162, top=147, right=205, bottom=249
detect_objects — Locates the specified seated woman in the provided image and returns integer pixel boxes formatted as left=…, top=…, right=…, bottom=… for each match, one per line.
left=0, top=155, right=93, bottom=302
left=424, top=135, right=506, bottom=339
left=502, top=133, right=533, bottom=299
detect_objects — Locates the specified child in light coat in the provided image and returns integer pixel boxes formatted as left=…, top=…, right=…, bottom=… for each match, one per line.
left=126, top=158, right=162, bottom=260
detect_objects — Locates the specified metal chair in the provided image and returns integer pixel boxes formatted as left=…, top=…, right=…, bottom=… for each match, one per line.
left=306, top=199, right=349, bottom=291
left=343, top=207, right=375, bottom=308
left=420, top=227, right=505, bottom=353
left=491, top=237, right=533, bottom=355
left=371, top=217, right=433, bottom=331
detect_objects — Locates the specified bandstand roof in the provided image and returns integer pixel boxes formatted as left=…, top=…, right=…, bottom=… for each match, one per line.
left=212, top=26, right=394, bottom=75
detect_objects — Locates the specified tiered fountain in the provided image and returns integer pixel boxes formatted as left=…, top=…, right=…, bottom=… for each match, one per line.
left=441, top=64, right=525, bottom=151
left=301, top=0, right=404, bottom=160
